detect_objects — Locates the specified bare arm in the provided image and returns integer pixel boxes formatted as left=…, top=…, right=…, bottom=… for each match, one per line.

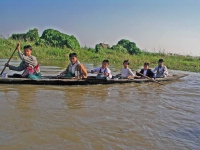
left=164, top=66, right=169, bottom=75
left=79, top=64, right=88, bottom=78
left=153, top=66, right=158, bottom=73
left=59, top=65, right=70, bottom=76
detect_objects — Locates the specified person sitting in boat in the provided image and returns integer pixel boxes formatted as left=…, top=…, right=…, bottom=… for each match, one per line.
left=90, top=59, right=112, bottom=79
left=136, top=62, right=156, bottom=79
left=59, top=53, right=87, bottom=79
left=153, top=59, right=168, bottom=78
left=5, top=43, right=41, bottom=80
left=117, top=60, right=135, bottom=79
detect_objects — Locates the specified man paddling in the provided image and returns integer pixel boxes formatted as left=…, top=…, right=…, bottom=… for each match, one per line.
left=58, top=53, right=87, bottom=79
left=5, top=43, right=41, bottom=79
left=153, top=59, right=168, bottom=78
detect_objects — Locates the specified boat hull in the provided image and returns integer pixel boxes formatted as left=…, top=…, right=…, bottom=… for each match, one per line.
left=0, top=74, right=188, bottom=86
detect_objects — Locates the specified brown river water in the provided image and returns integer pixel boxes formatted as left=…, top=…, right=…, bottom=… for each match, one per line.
left=0, top=59, right=200, bottom=150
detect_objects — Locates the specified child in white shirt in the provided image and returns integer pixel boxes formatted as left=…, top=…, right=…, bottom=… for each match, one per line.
left=91, top=60, right=112, bottom=79
left=120, top=60, right=135, bottom=79
left=153, top=59, right=168, bottom=78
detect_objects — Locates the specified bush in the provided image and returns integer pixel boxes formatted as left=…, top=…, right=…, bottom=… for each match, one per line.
left=95, top=43, right=110, bottom=53
left=26, top=28, right=39, bottom=41
left=10, top=33, right=26, bottom=41
left=37, top=29, right=80, bottom=49
left=111, top=44, right=127, bottom=53
left=95, top=44, right=103, bottom=53
left=10, top=28, right=39, bottom=42
left=116, top=39, right=142, bottom=55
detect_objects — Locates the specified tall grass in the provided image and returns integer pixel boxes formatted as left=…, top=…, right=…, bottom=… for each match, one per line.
left=0, top=38, right=199, bottom=72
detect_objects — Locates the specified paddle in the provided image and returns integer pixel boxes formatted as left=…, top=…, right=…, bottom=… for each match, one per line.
left=136, top=71, right=164, bottom=85
left=0, top=45, right=18, bottom=75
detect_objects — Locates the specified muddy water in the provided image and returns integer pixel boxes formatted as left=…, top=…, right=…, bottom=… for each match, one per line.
left=0, top=59, right=200, bottom=150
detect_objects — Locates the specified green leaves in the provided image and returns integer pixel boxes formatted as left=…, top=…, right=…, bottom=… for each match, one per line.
left=95, top=44, right=103, bottom=53
left=10, top=28, right=80, bottom=50
left=26, top=28, right=40, bottom=41
left=10, top=28, right=39, bottom=42
left=37, top=29, right=80, bottom=49
left=95, top=39, right=142, bottom=55
left=116, top=39, right=142, bottom=55
left=111, top=45, right=127, bottom=53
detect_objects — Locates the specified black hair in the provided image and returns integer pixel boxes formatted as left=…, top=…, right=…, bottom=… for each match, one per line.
left=123, top=60, right=130, bottom=65
left=158, top=59, right=164, bottom=62
left=102, top=59, right=109, bottom=64
left=23, top=45, right=32, bottom=51
left=69, top=53, right=77, bottom=58
left=144, top=62, right=149, bottom=66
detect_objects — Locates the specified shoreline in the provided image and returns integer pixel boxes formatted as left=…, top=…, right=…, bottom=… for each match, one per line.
left=0, top=39, right=199, bottom=73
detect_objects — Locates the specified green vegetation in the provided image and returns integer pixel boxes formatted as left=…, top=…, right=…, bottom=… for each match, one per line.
left=10, top=28, right=39, bottom=42
left=0, top=33, right=199, bottom=72
left=112, top=39, right=142, bottom=55
left=36, top=29, right=80, bottom=49
left=10, top=28, right=80, bottom=49
left=95, top=39, right=141, bottom=55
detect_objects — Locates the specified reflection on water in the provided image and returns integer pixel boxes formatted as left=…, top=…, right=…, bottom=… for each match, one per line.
left=0, top=59, right=200, bottom=149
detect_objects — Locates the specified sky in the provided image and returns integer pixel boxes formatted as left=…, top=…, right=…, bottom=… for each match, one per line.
left=0, top=0, right=200, bottom=56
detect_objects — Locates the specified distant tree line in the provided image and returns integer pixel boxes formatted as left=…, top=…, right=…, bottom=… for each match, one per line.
left=10, top=28, right=80, bottom=49
left=11, top=28, right=40, bottom=42
left=95, top=39, right=142, bottom=55
left=10, top=28, right=141, bottom=54
left=35, top=29, right=80, bottom=49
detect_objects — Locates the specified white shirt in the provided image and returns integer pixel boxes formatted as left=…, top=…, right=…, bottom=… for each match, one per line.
left=68, top=61, right=79, bottom=74
left=121, top=68, right=135, bottom=78
left=153, top=66, right=168, bottom=75
left=92, top=66, right=112, bottom=78
left=143, top=70, right=147, bottom=76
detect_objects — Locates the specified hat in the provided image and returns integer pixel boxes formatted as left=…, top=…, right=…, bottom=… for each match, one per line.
left=158, top=59, right=164, bottom=62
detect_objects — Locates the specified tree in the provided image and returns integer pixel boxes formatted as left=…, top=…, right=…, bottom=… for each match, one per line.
left=10, top=28, right=39, bottom=42
left=36, top=29, right=80, bottom=49
left=95, top=43, right=110, bottom=53
left=95, top=44, right=102, bottom=53
left=10, top=33, right=26, bottom=41
left=111, top=44, right=127, bottom=53
left=116, top=39, right=141, bottom=55
left=26, top=28, right=39, bottom=41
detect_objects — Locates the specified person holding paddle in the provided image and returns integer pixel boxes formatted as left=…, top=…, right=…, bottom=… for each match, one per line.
left=90, top=59, right=112, bottom=79
left=116, top=60, right=135, bottom=79
left=136, top=62, right=156, bottom=79
left=58, top=53, right=87, bottom=79
left=4, top=43, right=41, bottom=79
left=153, top=59, right=168, bottom=78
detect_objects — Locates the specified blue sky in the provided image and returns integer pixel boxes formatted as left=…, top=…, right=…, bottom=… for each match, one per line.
left=0, top=0, right=199, bottom=55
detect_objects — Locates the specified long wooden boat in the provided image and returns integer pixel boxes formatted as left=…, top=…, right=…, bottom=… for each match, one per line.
left=0, top=74, right=188, bottom=85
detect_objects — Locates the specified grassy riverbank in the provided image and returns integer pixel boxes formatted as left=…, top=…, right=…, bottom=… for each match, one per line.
left=0, top=38, right=199, bottom=72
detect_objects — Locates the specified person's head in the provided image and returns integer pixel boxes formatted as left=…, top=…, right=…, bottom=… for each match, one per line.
left=102, top=60, right=109, bottom=69
left=158, top=59, right=164, bottom=67
left=143, top=62, right=150, bottom=70
left=23, top=45, right=32, bottom=56
left=123, top=60, right=130, bottom=68
left=69, top=53, right=78, bottom=64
